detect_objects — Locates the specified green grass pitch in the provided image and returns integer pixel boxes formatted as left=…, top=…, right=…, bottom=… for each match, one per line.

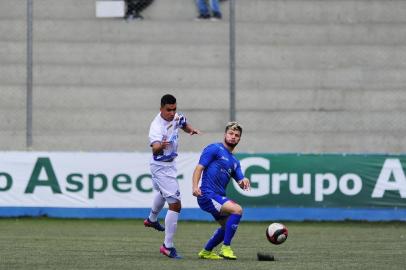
left=1, top=218, right=405, bottom=270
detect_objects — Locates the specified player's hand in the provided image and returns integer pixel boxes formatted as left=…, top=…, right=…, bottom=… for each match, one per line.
left=192, top=186, right=202, bottom=197
left=238, top=178, right=251, bottom=191
left=190, top=128, right=201, bottom=136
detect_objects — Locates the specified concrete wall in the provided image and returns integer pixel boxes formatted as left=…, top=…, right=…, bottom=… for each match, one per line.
left=1, top=0, right=406, bottom=153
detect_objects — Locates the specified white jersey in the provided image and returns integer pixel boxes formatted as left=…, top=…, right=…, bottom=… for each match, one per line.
left=148, top=112, right=186, bottom=165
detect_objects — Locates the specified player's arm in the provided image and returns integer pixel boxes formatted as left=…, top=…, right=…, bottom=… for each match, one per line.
left=177, top=114, right=201, bottom=135
left=151, top=141, right=170, bottom=156
left=149, top=121, right=170, bottom=155
left=182, top=123, right=201, bottom=135
left=192, top=164, right=204, bottom=197
left=235, top=161, right=250, bottom=191
left=193, top=144, right=216, bottom=196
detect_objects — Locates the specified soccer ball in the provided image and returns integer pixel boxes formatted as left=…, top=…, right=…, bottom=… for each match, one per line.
left=266, top=222, right=288, bottom=245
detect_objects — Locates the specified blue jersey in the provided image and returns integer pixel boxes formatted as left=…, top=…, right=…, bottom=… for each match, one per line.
left=198, top=143, right=244, bottom=197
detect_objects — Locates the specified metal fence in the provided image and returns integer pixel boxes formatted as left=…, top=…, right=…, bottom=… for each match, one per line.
left=2, top=0, right=406, bottom=153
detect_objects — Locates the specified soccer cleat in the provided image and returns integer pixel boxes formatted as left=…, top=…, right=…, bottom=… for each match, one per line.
left=160, top=244, right=182, bottom=259
left=198, top=249, right=223, bottom=260
left=219, top=245, right=237, bottom=260
left=143, top=218, right=165, bottom=231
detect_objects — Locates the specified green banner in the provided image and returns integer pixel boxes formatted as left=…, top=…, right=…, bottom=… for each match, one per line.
left=227, top=154, right=406, bottom=208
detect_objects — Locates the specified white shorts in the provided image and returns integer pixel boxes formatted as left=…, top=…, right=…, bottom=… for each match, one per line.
left=150, top=163, right=181, bottom=203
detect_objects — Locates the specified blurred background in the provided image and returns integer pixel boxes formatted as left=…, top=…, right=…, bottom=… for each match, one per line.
left=2, top=0, right=406, bottom=153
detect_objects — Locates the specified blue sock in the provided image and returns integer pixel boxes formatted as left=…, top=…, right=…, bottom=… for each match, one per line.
left=223, top=214, right=242, bottom=246
left=204, top=227, right=225, bottom=251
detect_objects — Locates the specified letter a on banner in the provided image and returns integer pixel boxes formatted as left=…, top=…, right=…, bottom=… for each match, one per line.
left=25, top=158, right=62, bottom=194
left=372, top=159, right=406, bottom=198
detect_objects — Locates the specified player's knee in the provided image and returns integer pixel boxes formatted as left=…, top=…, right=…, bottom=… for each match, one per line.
left=237, top=205, right=243, bottom=215
left=232, top=204, right=243, bottom=215
left=169, top=201, right=182, bottom=213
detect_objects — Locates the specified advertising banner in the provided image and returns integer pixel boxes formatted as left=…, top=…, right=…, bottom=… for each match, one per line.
left=1, top=152, right=405, bottom=220
left=0, top=152, right=199, bottom=208
left=228, top=154, right=406, bottom=208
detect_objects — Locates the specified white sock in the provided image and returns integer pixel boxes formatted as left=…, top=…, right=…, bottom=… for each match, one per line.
left=148, top=192, right=165, bottom=222
left=164, top=210, right=179, bottom=248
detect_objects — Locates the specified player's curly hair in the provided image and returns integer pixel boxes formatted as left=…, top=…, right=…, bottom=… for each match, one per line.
left=225, top=121, right=243, bottom=135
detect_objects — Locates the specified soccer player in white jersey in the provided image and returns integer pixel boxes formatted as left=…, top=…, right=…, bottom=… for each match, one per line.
left=192, top=122, right=250, bottom=260
left=145, top=94, right=201, bottom=259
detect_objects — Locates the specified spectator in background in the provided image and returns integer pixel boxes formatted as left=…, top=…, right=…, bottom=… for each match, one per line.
left=125, top=0, right=154, bottom=21
left=195, top=0, right=222, bottom=20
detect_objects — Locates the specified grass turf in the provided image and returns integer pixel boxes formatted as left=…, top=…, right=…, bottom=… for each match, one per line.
left=0, top=218, right=405, bottom=270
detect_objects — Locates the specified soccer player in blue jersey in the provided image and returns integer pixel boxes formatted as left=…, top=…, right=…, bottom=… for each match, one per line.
left=192, top=121, right=250, bottom=260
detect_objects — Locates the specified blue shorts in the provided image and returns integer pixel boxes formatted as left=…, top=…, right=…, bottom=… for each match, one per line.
left=197, top=194, right=231, bottom=221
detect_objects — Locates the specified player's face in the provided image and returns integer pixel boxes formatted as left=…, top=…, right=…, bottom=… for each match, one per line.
left=160, top=103, right=177, bottom=121
left=224, top=129, right=241, bottom=148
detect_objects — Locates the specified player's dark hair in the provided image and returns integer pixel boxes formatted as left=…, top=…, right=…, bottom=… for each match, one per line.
left=161, top=94, right=177, bottom=107
left=225, top=121, right=243, bottom=135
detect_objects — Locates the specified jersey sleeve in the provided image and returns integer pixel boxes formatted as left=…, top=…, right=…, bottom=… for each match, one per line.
left=198, top=144, right=218, bottom=168
left=148, top=121, right=162, bottom=146
left=177, top=113, right=187, bottom=128
left=233, top=160, right=245, bottom=182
